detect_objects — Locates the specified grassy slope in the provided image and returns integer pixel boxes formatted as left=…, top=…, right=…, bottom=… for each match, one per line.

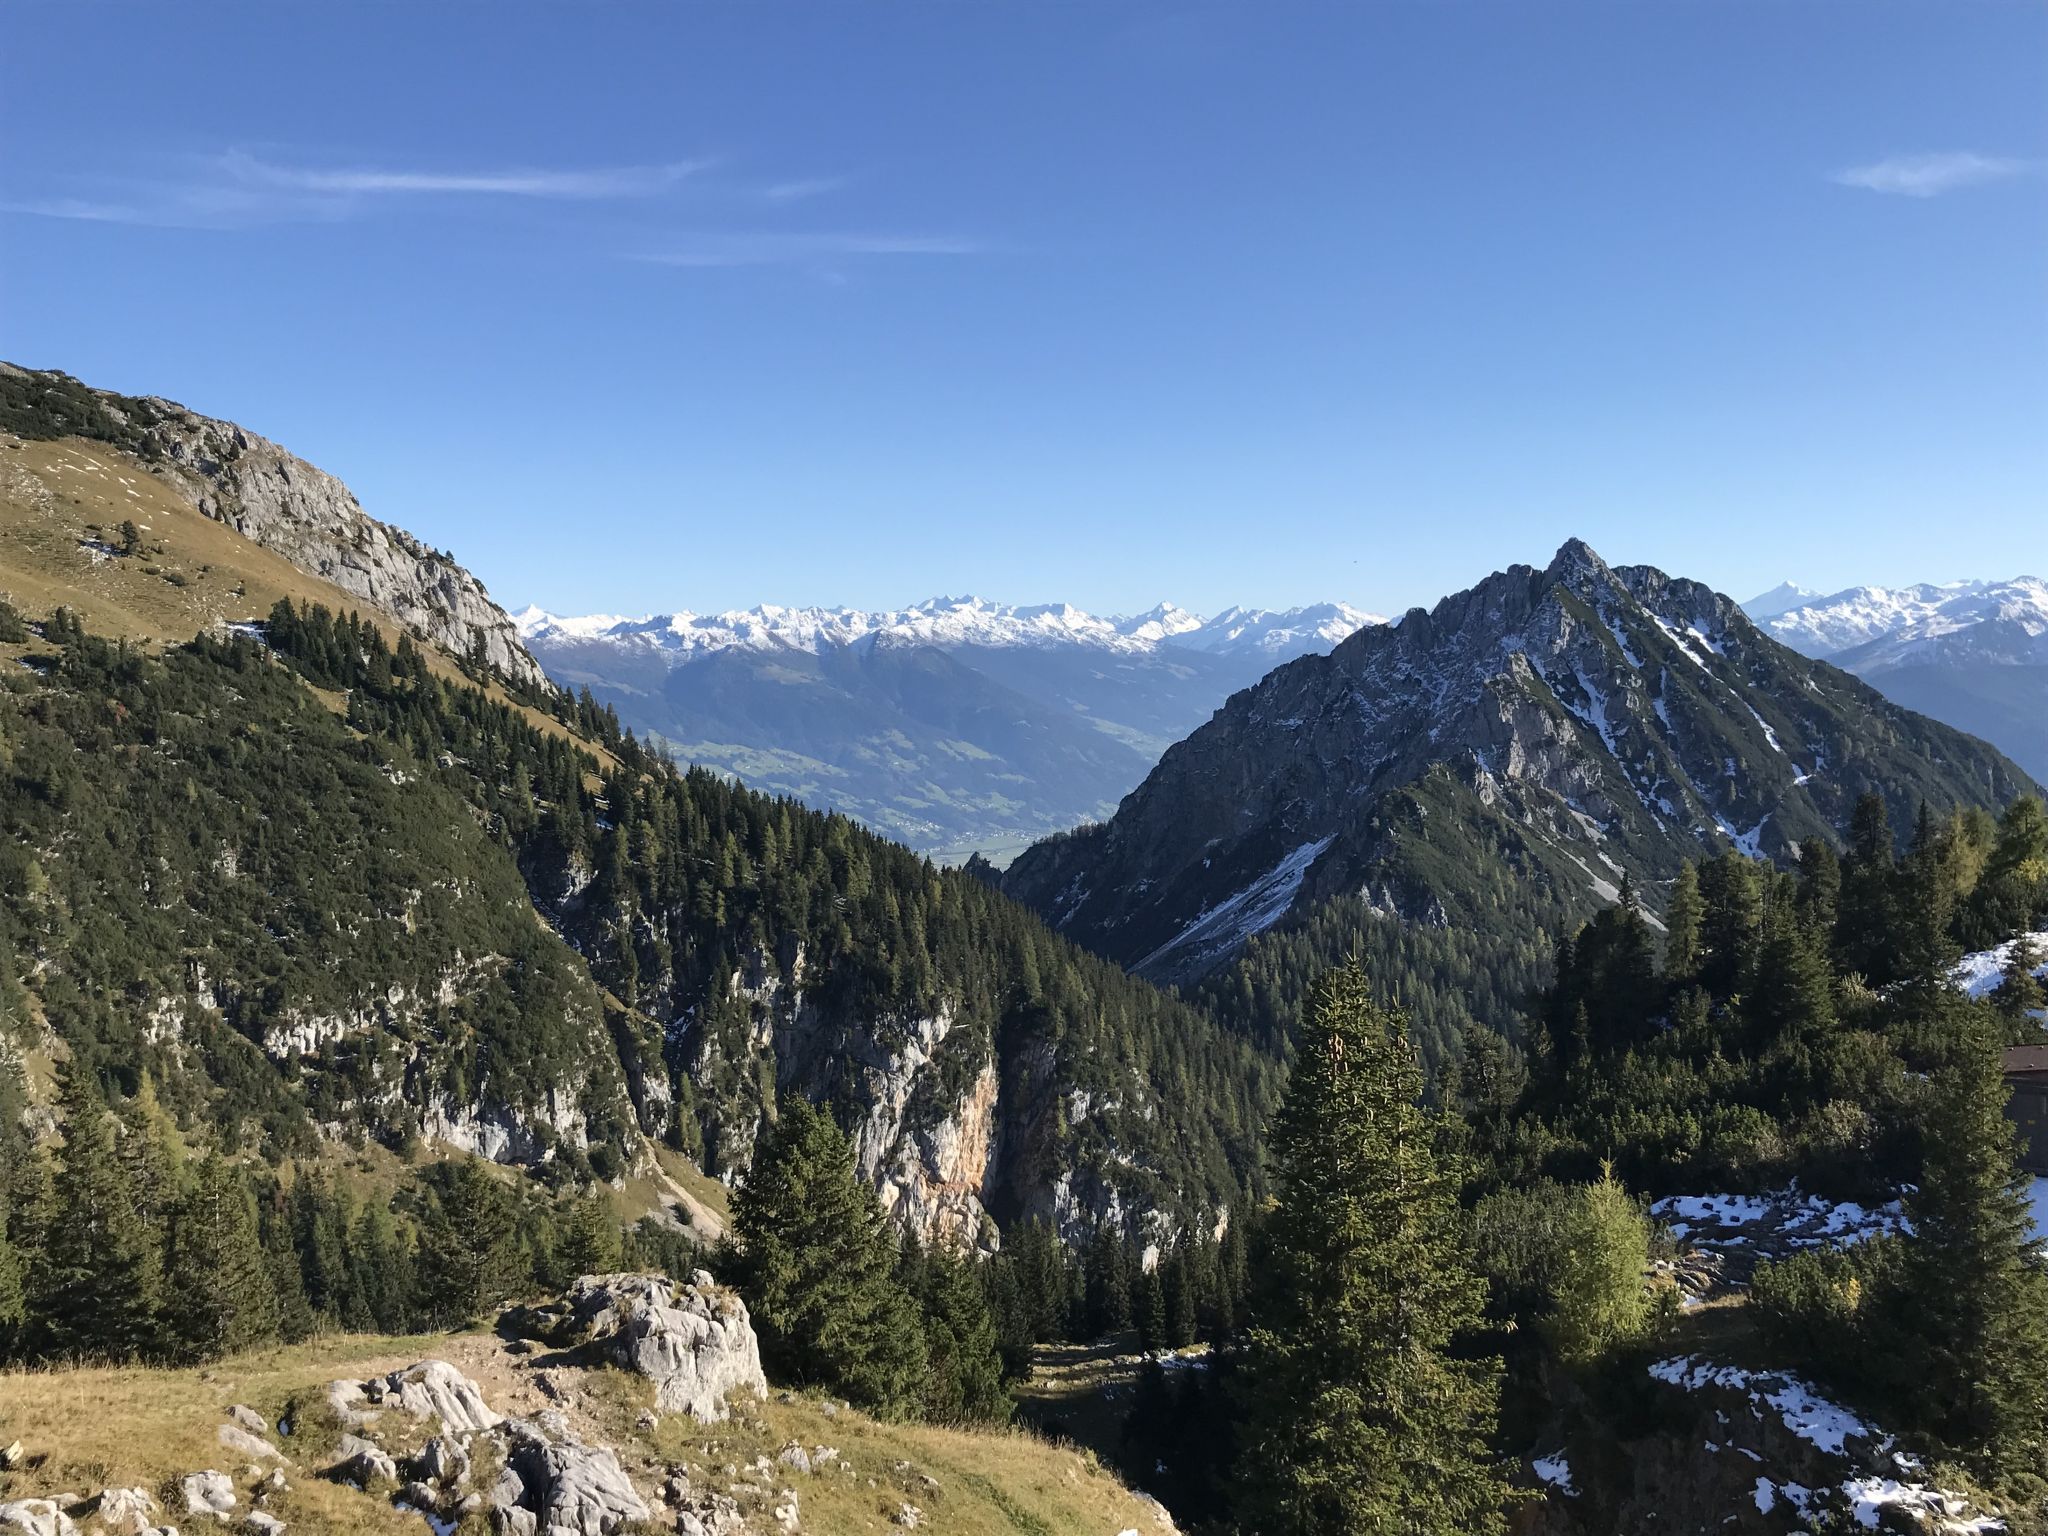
left=0, top=432, right=615, bottom=772
left=0, top=1328, right=1172, bottom=1536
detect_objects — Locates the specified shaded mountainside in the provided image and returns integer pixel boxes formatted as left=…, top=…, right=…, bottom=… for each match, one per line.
left=0, top=602, right=1272, bottom=1250
left=1750, top=576, right=2048, bottom=784
left=0, top=362, right=544, bottom=688
left=1006, top=540, right=2037, bottom=990
left=520, top=597, right=1380, bottom=863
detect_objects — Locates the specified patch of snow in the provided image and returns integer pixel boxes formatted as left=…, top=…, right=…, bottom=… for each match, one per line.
left=1953, top=933, right=2048, bottom=1000
left=1532, top=1453, right=1577, bottom=1496
left=1744, top=704, right=1785, bottom=755
left=1649, top=1357, right=1876, bottom=1456
left=1135, top=836, right=1336, bottom=974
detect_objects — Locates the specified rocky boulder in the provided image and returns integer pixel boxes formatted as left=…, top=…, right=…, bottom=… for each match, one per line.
left=506, top=1272, right=767, bottom=1423
left=490, top=1412, right=651, bottom=1536
left=91, top=1488, right=158, bottom=1536
left=0, top=1500, right=77, bottom=1536
left=180, top=1470, right=236, bottom=1521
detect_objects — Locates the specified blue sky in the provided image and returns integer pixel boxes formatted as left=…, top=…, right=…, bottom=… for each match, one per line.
left=4, top=3, right=2043, bottom=619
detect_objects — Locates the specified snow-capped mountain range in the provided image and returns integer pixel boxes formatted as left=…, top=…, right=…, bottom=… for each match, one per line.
left=1745, top=577, right=2048, bottom=782
left=515, top=595, right=1381, bottom=662
left=515, top=594, right=1382, bottom=863
left=1752, top=578, right=2048, bottom=667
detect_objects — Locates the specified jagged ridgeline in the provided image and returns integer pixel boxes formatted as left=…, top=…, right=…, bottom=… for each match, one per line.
left=0, top=599, right=1274, bottom=1245
left=1010, top=540, right=2040, bottom=1059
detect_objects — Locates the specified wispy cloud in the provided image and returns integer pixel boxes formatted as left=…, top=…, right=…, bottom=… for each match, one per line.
left=0, top=149, right=719, bottom=227
left=1833, top=151, right=2032, bottom=198
left=634, top=231, right=982, bottom=269
left=761, top=176, right=850, bottom=204
left=218, top=150, right=713, bottom=200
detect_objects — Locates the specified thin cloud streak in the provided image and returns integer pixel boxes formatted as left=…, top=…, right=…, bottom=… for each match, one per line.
left=1833, top=151, right=2031, bottom=197
left=219, top=150, right=714, bottom=200
left=761, top=176, right=850, bottom=203
left=634, top=231, right=982, bottom=268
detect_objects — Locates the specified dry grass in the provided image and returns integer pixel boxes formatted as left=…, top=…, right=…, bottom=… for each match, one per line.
left=0, top=1326, right=1173, bottom=1536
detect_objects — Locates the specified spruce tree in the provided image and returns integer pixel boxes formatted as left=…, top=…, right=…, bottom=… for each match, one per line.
left=1236, top=963, right=1508, bottom=1536
left=1894, top=1000, right=2048, bottom=1479
left=32, top=1065, right=163, bottom=1360
left=1991, top=933, right=2046, bottom=1029
left=413, top=1159, right=520, bottom=1326
left=917, top=1242, right=1011, bottom=1425
left=167, top=1153, right=280, bottom=1362
left=1663, top=861, right=1703, bottom=983
left=560, top=1192, right=624, bottom=1278
left=729, top=1099, right=928, bottom=1417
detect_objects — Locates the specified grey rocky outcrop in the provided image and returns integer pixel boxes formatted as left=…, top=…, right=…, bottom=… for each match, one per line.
left=91, top=1488, right=158, bottom=1535
left=216, top=1425, right=283, bottom=1464
left=128, top=397, right=547, bottom=690
left=179, top=1471, right=236, bottom=1521
left=328, top=1360, right=501, bottom=1435
left=0, top=1500, right=77, bottom=1536
left=506, top=1272, right=767, bottom=1422
left=331, top=1434, right=399, bottom=1486
left=489, top=1411, right=651, bottom=1536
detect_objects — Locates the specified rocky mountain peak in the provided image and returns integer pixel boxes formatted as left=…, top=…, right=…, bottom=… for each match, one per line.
left=1005, top=544, right=2035, bottom=983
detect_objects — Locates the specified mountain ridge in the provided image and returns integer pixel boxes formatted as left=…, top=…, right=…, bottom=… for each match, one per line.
left=0, top=361, right=546, bottom=688
left=1005, top=538, right=2039, bottom=984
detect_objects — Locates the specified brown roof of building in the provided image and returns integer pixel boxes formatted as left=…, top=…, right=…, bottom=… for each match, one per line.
left=2004, top=1045, right=2048, bottom=1077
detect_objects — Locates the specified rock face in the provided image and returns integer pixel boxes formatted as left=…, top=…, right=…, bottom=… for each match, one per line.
left=0, top=363, right=544, bottom=689
left=491, top=1411, right=652, bottom=1536
left=1007, top=539, right=2040, bottom=983
left=507, top=1273, right=767, bottom=1423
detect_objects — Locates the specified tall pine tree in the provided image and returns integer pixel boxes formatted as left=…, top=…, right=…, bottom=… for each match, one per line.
left=729, top=1099, right=928, bottom=1418
left=32, top=1065, right=163, bottom=1360
left=1894, top=1002, right=2048, bottom=1480
left=166, top=1153, right=280, bottom=1362
left=1236, top=964, right=1508, bottom=1536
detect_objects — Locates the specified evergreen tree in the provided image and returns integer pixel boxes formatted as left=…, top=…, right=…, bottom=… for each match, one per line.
left=261, top=1192, right=317, bottom=1344
left=30, top=1065, right=163, bottom=1360
left=166, top=1153, right=279, bottom=1362
left=1083, top=1224, right=1133, bottom=1340
left=1893, top=1003, right=2048, bottom=1479
left=1236, top=964, right=1508, bottom=1536
left=413, top=1159, right=520, bottom=1327
left=917, top=1242, right=1011, bottom=1425
left=729, top=1099, right=928, bottom=1417
left=1991, top=933, right=2046, bottom=1030
left=1136, top=1263, right=1168, bottom=1353
left=1663, top=861, right=1703, bottom=982
left=1837, top=792, right=1900, bottom=984
left=560, top=1192, right=624, bottom=1278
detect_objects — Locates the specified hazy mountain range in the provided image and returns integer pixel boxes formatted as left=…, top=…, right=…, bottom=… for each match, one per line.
left=518, top=595, right=1383, bottom=861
